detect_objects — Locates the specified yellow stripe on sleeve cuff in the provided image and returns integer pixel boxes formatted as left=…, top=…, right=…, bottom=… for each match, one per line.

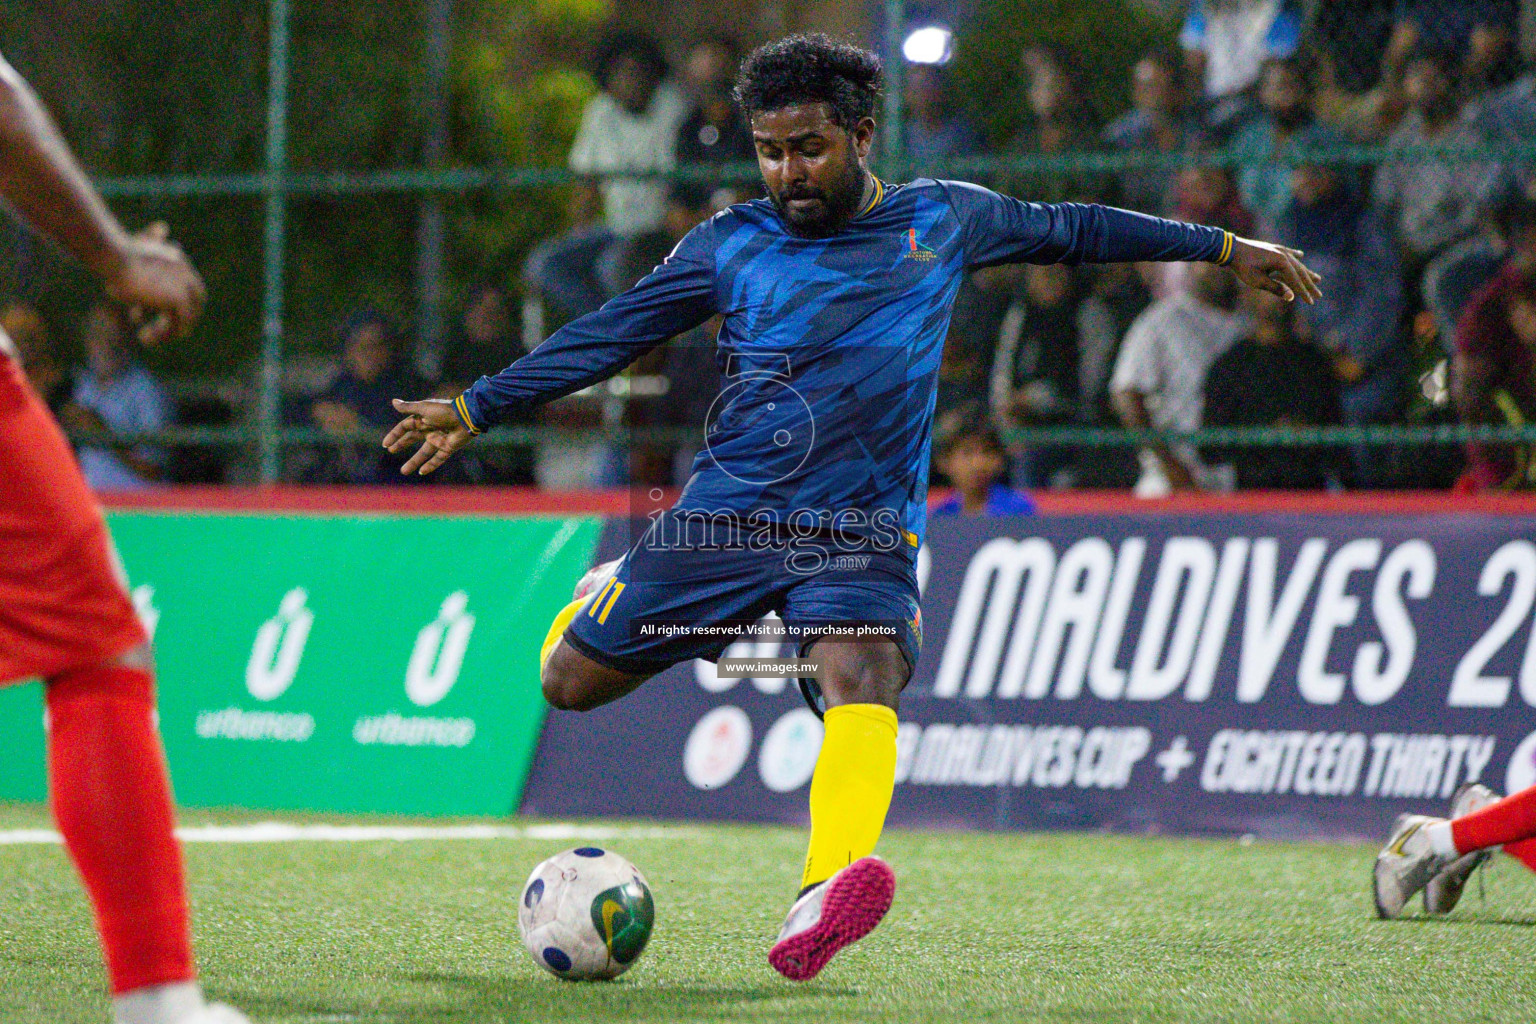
left=453, top=394, right=482, bottom=435
left=1216, top=231, right=1234, bottom=266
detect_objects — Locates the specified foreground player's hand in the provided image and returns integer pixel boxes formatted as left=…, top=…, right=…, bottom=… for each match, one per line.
left=103, top=222, right=206, bottom=344
left=383, top=398, right=473, bottom=475
left=1225, top=237, right=1322, bottom=305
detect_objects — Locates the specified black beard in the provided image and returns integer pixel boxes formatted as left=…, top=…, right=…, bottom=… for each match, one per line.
left=771, top=164, right=867, bottom=239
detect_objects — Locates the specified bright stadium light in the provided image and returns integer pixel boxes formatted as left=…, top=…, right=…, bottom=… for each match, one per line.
left=902, top=25, right=954, bottom=65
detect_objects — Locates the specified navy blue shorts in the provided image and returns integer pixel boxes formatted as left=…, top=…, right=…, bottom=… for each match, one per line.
left=562, top=511, right=922, bottom=705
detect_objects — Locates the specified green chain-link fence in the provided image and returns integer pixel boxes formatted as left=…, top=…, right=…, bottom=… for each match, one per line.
left=17, top=0, right=1536, bottom=484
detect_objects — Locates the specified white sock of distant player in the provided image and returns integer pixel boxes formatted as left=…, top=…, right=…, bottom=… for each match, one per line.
left=113, top=981, right=203, bottom=1024
left=1424, top=820, right=1459, bottom=859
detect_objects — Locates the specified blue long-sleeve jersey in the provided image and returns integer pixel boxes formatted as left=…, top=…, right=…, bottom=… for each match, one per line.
left=461, top=178, right=1230, bottom=552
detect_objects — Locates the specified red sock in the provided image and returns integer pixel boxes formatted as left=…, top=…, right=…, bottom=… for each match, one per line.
left=1451, top=783, right=1536, bottom=856
left=46, top=663, right=195, bottom=995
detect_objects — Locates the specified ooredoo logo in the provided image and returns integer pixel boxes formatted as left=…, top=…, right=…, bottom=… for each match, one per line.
left=246, top=588, right=313, bottom=701
left=758, top=708, right=824, bottom=793
left=683, top=706, right=752, bottom=790
left=1505, top=730, right=1536, bottom=795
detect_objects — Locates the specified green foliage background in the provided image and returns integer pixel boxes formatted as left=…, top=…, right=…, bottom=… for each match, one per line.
left=0, top=0, right=604, bottom=377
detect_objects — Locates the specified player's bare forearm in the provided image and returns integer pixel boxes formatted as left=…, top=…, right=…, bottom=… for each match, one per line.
left=0, top=57, right=129, bottom=280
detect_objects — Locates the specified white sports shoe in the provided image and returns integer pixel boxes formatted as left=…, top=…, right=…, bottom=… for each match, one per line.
left=114, top=983, right=251, bottom=1024
left=1374, top=814, right=1454, bottom=919
left=573, top=558, right=621, bottom=602
left=183, top=1006, right=251, bottom=1024
left=1423, top=783, right=1500, bottom=914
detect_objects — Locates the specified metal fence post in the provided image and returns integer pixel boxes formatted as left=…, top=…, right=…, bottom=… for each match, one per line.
left=882, top=0, right=906, bottom=176
left=258, top=0, right=291, bottom=484
left=415, top=0, right=453, bottom=371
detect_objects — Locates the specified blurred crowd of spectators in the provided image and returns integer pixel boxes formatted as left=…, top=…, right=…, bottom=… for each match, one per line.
left=14, top=2, right=1536, bottom=494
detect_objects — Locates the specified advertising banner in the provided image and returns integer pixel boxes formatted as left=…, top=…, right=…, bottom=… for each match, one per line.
left=522, top=512, right=1536, bottom=841
left=0, top=512, right=601, bottom=816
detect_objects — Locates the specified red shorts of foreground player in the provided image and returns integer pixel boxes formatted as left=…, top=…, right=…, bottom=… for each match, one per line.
left=0, top=354, right=146, bottom=685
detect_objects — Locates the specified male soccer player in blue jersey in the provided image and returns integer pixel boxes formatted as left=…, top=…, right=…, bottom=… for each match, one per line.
left=383, top=34, right=1321, bottom=981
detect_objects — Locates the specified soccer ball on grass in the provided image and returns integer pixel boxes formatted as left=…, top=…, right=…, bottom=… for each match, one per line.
left=518, top=846, right=655, bottom=980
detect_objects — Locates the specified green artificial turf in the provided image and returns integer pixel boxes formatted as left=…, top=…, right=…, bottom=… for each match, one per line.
left=4, top=802, right=1536, bottom=1023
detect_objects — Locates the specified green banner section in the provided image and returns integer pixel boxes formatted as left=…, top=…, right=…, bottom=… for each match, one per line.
left=0, top=512, right=601, bottom=816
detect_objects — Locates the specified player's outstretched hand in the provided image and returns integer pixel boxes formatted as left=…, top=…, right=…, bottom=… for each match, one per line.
left=1225, top=237, right=1323, bottom=305
left=103, top=222, right=206, bottom=344
left=383, top=398, right=473, bottom=475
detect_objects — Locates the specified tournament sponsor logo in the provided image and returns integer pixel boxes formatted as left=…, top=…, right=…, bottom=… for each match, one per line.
left=1202, top=731, right=1495, bottom=799
left=935, top=536, right=1441, bottom=706
left=1505, top=730, right=1536, bottom=795
left=894, top=722, right=1151, bottom=790
left=683, top=706, right=752, bottom=790
left=352, top=712, right=475, bottom=748
left=758, top=708, right=824, bottom=793
left=195, top=707, right=315, bottom=742
left=406, top=591, right=476, bottom=707
left=247, top=587, right=313, bottom=702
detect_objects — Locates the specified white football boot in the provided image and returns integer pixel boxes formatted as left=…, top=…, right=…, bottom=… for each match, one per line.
left=113, top=982, right=250, bottom=1024
left=1423, top=783, right=1500, bottom=914
left=768, top=856, right=895, bottom=981
left=573, top=557, right=622, bottom=601
left=1373, top=814, right=1454, bottom=919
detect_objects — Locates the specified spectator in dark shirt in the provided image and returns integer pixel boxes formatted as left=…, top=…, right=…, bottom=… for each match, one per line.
left=1103, top=52, right=1199, bottom=215
left=1229, top=58, right=1348, bottom=231
left=1275, top=163, right=1405, bottom=427
left=439, top=283, right=521, bottom=391
left=1452, top=201, right=1536, bottom=490
left=437, top=283, right=535, bottom=485
left=1372, top=47, right=1501, bottom=268
left=675, top=36, right=754, bottom=207
left=1004, top=45, right=1111, bottom=204
left=903, top=65, right=983, bottom=165
left=989, top=264, right=1116, bottom=488
left=600, top=183, right=713, bottom=297
left=1386, top=0, right=1521, bottom=94
left=311, top=310, right=427, bottom=484
left=931, top=420, right=1037, bottom=517
left=1203, top=288, right=1343, bottom=489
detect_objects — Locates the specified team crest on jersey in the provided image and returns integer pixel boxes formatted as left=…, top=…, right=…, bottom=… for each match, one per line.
left=901, top=227, right=937, bottom=261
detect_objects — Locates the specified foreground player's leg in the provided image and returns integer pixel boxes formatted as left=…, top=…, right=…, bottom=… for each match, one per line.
left=1423, top=783, right=1499, bottom=914
left=1377, top=781, right=1536, bottom=918
left=46, top=647, right=247, bottom=1024
left=770, top=639, right=905, bottom=982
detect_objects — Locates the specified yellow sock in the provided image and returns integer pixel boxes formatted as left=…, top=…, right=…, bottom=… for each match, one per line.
left=801, top=703, right=899, bottom=890
left=539, top=596, right=590, bottom=671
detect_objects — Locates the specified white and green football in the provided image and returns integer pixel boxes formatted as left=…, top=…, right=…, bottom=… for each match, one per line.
left=517, top=846, right=655, bottom=981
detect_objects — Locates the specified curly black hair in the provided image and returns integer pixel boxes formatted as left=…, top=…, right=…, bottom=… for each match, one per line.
left=733, top=34, right=882, bottom=130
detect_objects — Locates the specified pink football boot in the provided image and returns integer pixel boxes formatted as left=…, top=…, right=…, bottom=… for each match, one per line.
left=769, top=856, right=895, bottom=981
